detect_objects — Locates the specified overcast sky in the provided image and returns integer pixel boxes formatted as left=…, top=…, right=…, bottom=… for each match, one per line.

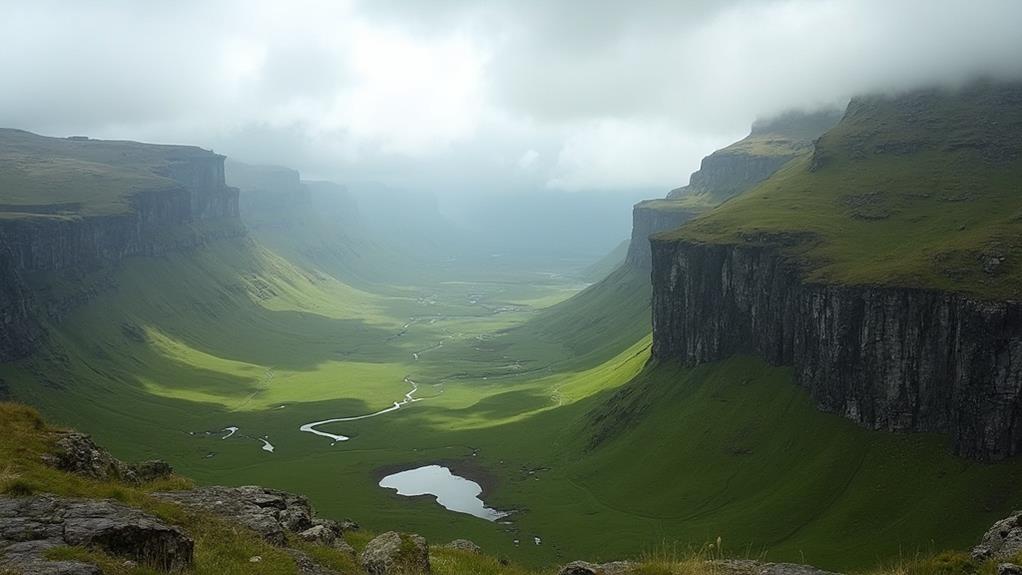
left=3, top=0, right=1021, bottom=198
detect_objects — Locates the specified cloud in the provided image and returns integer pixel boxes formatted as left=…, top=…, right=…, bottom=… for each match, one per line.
left=1, top=0, right=1020, bottom=196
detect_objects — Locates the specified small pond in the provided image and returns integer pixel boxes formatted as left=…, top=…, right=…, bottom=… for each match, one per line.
left=379, top=465, right=507, bottom=521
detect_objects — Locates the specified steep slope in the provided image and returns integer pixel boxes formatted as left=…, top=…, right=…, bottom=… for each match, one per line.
left=625, top=200, right=705, bottom=268
left=666, top=109, right=843, bottom=206
left=576, top=357, right=1022, bottom=570
left=652, top=81, right=1022, bottom=459
left=0, top=130, right=242, bottom=361
left=626, top=109, right=841, bottom=269
left=580, top=239, right=629, bottom=282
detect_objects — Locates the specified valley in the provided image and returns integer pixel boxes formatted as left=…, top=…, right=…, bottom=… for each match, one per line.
left=2, top=74, right=1022, bottom=575
left=4, top=215, right=1022, bottom=570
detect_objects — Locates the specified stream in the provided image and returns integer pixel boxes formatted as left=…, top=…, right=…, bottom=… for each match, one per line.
left=298, top=377, right=425, bottom=444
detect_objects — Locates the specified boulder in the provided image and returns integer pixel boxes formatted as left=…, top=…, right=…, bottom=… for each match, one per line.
left=999, top=564, right=1022, bottom=575
left=559, top=561, right=637, bottom=575
left=153, top=485, right=314, bottom=546
left=442, top=539, right=482, bottom=554
left=0, top=495, right=193, bottom=573
left=973, top=511, right=1022, bottom=560
left=359, top=531, right=430, bottom=575
left=560, top=561, right=602, bottom=575
left=298, top=524, right=336, bottom=546
left=310, top=517, right=343, bottom=536
left=43, top=432, right=173, bottom=485
left=133, top=460, right=174, bottom=482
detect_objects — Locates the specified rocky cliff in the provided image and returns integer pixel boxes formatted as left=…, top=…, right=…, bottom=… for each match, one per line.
left=650, top=239, right=1022, bottom=460
left=649, top=83, right=1022, bottom=461
left=667, top=109, right=841, bottom=204
left=0, top=243, right=37, bottom=361
left=0, top=130, right=244, bottom=361
left=625, top=110, right=841, bottom=271
left=624, top=200, right=702, bottom=268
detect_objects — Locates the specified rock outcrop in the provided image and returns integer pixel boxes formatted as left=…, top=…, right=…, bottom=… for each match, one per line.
left=359, top=531, right=431, bottom=575
left=0, top=130, right=245, bottom=362
left=153, top=485, right=349, bottom=547
left=973, top=510, right=1022, bottom=560
left=0, top=495, right=194, bottom=573
left=151, top=484, right=355, bottom=555
left=649, top=239, right=1022, bottom=460
left=667, top=153, right=794, bottom=202
left=43, top=432, right=172, bottom=485
left=624, top=201, right=703, bottom=269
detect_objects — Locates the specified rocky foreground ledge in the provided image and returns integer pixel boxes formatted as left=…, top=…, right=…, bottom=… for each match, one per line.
left=3, top=424, right=1022, bottom=574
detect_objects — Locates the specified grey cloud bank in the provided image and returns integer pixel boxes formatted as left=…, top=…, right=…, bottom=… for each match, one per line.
left=2, top=0, right=1021, bottom=198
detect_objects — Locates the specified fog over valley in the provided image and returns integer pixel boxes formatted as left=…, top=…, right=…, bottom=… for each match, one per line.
left=2, top=3, right=1022, bottom=575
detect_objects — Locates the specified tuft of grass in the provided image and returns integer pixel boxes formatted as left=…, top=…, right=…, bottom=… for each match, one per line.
left=430, top=547, right=537, bottom=575
left=288, top=535, right=361, bottom=574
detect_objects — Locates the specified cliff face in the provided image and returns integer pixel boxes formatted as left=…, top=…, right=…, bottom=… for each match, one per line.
left=160, top=155, right=239, bottom=220
left=650, top=239, right=1022, bottom=460
left=0, top=132, right=244, bottom=361
left=625, top=201, right=702, bottom=268
left=671, top=153, right=793, bottom=201
left=667, top=109, right=841, bottom=204
left=0, top=244, right=37, bottom=361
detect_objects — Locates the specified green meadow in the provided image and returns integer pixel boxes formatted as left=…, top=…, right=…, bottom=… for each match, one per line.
left=6, top=233, right=1022, bottom=571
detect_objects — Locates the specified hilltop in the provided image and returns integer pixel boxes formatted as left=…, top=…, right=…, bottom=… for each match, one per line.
left=665, top=109, right=843, bottom=208
left=668, top=81, right=1022, bottom=299
left=0, top=129, right=227, bottom=218
left=625, top=109, right=841, bottom=267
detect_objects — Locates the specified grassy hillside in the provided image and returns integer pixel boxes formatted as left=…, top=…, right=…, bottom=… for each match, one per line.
left=578, top=357, right=1022, bottom=569
left=580, top=239, right=629, bottom=282
left=6, top=231, right=1022, bottom=570
left=4, top=98, right=1022, bottom=572
left=0, top=128, right=214, bottom=216
left=670, top=82, right=1022, bottom=299
left=666, top=109, right=842, bottom=208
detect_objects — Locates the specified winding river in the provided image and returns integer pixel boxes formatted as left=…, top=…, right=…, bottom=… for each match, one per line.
left=298, top=377, right=424, bottom=444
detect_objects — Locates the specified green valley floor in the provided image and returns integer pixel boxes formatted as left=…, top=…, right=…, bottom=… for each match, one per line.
left=5, top=235, right=1022, bottom=571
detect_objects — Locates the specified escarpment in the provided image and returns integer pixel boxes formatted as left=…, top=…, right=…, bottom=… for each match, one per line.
left=0, top=130, right=243, bottom=360
left=627, top=110, right=841, bottom=270
left=625, top=201, right=702, bottom=268
left=649, top=82, right=1022, bottom=461
left=650, top=239, right=1022, bottom=460
left=667, top=109, right=841, bottom=204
